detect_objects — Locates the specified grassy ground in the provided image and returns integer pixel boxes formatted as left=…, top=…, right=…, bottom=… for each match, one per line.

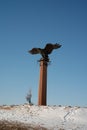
left=0, top=120, right=47, bottom=130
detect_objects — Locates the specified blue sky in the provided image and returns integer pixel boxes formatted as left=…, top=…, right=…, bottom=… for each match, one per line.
left=0, top=0, right=87, bottom=106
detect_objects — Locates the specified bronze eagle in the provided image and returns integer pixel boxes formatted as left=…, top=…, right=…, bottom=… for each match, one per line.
left=28, top=43, right=61, bottom=60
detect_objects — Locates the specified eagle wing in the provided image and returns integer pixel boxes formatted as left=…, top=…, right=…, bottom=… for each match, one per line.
left=29, top=48, right=40, bottom=54
left=44, top=43, right=62, bottom=54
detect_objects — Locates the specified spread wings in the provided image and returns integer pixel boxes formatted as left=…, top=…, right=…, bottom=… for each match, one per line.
left=29, top=43, right=62, bottom=56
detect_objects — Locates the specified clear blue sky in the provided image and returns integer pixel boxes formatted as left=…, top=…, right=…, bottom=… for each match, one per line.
left=0, top=0, right=87, bottom=106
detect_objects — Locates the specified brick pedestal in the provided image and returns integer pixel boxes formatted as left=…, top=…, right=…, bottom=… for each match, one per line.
left=38, top=59, right=48, bottom=105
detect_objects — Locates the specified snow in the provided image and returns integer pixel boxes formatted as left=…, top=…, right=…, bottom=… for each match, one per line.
left=0, top=104, right=87, bottom=130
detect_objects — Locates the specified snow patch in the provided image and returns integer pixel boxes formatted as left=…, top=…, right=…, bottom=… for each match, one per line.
left=0, top=105, right=87, bottom=130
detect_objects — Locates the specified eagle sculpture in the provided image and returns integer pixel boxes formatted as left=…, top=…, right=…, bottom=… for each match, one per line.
left=29, top=43, right=62, bottom=61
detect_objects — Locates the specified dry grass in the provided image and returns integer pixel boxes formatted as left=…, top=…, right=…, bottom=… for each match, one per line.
left=0, top=106, right=11, bottom=110
left=0, top=120, right=47, bottom=130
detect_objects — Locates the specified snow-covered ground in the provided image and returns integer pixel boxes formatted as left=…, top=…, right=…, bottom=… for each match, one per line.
left=0, top=104, right=87, bottom=130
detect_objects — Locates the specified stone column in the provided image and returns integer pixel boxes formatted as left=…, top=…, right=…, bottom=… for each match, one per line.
left=38, top=59, right=48, bottom=105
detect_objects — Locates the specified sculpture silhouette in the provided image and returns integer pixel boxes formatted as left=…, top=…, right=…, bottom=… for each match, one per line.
left=29, top=43, right=62, bottom=105
left=29, top=43, right=61, bottom=61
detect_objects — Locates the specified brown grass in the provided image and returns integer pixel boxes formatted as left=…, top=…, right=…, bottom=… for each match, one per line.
left=0, top=120, right=47, bottom=130
left=0, top=106, right=12, bottom=110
